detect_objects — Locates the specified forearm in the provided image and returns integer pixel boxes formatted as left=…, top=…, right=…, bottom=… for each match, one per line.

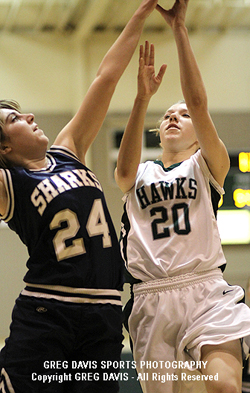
left=55, top=2, right=157, bottom=161
left=115, top=96, right=150, bottom=193
left=172, top=24, right=208, bottom=110
left=97, top=8, right=152, bottom=82
left=172, top=23, right=230, bottom=185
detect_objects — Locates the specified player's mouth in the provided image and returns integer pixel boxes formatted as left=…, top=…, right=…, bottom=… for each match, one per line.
left=167, top=123, right=180, bottom=130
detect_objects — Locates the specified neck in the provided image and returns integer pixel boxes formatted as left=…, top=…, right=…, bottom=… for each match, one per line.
left=26, top=156, right=49, bottom=170
left=161, top=143, right=199, bottom=168
left=160, top=151, right=191, bottom=168
left=9, top=155, right=48, bottom=170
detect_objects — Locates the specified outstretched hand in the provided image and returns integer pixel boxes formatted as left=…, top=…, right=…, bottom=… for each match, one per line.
left=156, top=0, right=189, bottom=29
left=138, top=0, right=161, bottom=18
left=137, top=41, right=167, bottom=100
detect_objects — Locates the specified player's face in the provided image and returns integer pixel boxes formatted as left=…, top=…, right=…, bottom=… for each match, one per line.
left=159, top=103, right=198, bottom=153
left=0, top=109, right=48, bottom=158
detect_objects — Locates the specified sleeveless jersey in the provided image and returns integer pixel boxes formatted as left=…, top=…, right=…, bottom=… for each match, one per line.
left=0, top=146, right=123, bottom=290
left=121, top=149, right=226, bottom=282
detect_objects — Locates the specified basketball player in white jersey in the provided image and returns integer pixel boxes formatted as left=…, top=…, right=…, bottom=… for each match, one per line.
left=115, top=1, right=250, bottom=392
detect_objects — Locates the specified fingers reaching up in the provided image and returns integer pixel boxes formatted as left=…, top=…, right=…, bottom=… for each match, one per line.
left=137, top=41, right=167, bottom=100
left=156, top=0, right=189, bottom=29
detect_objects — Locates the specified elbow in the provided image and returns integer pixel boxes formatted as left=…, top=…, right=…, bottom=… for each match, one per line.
left=96, top=67, right=120, bottom=87
left=114, top=167, right=126, bottom=191
left=114, top=167, right=135, bottom=194
left=185, top=92, right=208, bottom=112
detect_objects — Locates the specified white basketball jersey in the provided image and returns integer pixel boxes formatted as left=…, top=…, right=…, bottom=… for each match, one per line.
left=120, top=149, right=226, bottom=282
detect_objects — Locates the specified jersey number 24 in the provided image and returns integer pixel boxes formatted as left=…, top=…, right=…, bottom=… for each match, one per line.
left=50, top=198, right=112, bottom=261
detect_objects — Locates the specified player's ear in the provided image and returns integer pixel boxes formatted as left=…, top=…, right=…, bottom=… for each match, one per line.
left=0, top=144, right=11, bottom=155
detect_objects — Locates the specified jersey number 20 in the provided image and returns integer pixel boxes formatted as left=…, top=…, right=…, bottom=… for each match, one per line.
left=150, top=203, right=191, bottom=239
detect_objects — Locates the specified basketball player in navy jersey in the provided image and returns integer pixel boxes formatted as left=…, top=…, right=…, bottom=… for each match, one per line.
left=0, top=1, right=160, bottom=392
left=115, top=1, right=250, bottom=392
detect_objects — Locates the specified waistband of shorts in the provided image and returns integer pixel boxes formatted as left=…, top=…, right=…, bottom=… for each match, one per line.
left=21, top=283, right=122, bottom=306
left=133, top=268, right=223, bottom=295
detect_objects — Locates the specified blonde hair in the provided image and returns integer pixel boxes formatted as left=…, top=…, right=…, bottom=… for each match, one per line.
left=0, top=99, right=21, bottom=169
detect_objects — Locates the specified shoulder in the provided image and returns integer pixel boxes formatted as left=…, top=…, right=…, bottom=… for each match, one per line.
left=132, top=161, right=155, bottom=184
left=190, top=150, right=225, bottom=196
left=48, top=145, right=81, bottom=162
left=0, top=170, right=8, bottom=216
left=137, top=160, right=156, bottom=175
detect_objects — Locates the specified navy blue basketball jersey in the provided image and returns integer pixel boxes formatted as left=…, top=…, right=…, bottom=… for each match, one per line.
left=0, top=146, right=123, bottom=291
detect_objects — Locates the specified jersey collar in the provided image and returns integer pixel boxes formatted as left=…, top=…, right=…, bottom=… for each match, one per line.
left=154, top=159, right=182, bottom=172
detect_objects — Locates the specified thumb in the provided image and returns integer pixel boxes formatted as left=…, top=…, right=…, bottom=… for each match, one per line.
left=156, top=4, right=166, bottom=16
left=156, top=64, right=167, bottom=82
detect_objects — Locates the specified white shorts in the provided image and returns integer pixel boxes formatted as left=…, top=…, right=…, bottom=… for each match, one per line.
left=129, top=268, right=250, bottom=393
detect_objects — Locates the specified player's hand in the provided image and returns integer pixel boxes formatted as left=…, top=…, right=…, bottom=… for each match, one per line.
left=137, top=0, right=160, bottom=19
left=137, top=41, right=167, bottom=100
left=156, top=0, right=189, bottom=29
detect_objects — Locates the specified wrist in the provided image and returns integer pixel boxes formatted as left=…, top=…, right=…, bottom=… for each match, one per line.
left=171, top=20, right=187, bottom=33
left=134, top=4, right=154, bottom=21
left=135, top=94, right=151, bottom=104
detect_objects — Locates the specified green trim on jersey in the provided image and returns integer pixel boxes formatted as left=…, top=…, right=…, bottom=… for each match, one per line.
left=154, top=160, right=182, bottom=172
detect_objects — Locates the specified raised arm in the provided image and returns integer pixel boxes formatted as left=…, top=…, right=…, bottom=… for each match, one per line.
left=115, top=42, right=167, bottom=193
left=54, top=0, right=159, bottom=164
left=157, top=0, right=230, bottom=187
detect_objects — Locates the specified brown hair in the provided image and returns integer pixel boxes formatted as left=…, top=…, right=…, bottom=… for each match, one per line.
left=0, top=99, right=21, bottom=168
